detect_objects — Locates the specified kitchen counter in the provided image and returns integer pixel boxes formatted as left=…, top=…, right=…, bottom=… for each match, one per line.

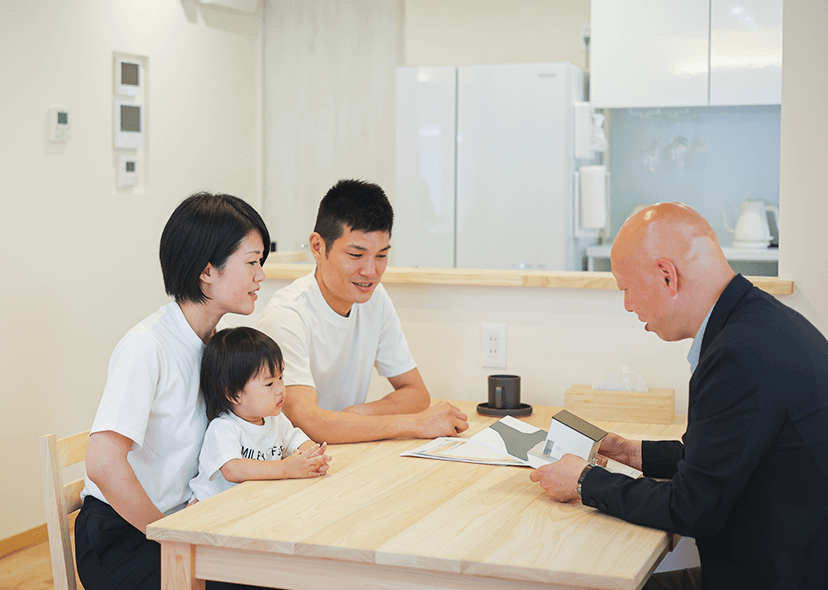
left=263, top=263, right=793, bottom=296
left=587, top=244, right=779, bottom=272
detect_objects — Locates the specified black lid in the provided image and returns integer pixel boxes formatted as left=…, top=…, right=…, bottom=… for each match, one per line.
left=552, top=409, right=607, bottom=441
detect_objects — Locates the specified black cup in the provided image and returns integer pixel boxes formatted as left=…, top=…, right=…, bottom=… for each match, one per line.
left=488, top=374, right=521, bottom=409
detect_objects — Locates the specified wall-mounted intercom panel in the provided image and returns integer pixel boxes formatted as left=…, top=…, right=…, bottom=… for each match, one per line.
left=49, top=107, right=71, bottom=142
left=113, top=52, right=147, bottom=192
left=113, top=100, right=144, bottom=149
left=115, top=58, right=142, bottom=97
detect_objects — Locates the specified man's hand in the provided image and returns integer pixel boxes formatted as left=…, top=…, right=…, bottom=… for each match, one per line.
left=413, top=401, right=469, bottom=438
left=529, top=454, right=587, bottom=503
left=599, top=433, right=643, bottom=471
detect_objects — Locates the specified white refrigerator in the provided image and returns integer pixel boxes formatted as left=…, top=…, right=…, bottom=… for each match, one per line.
left=394, top=62, right=600, bottom=271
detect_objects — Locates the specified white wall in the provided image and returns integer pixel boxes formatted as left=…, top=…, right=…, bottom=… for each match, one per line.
left=262, top=0, right=404, bottom=253
left=0, top=0, right=262, bottom=540
left=778, top=0, right=828, bottom=329
left=404, top=0, right=590, bottom=68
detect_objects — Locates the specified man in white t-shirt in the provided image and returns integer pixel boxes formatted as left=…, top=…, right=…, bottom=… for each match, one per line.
left=256, top=179, right=468, bottom=443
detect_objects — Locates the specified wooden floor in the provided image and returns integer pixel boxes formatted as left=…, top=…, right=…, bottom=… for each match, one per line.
left=0, top=539, right=81, bottom=590
left=0, top=540, right=56, bottom=590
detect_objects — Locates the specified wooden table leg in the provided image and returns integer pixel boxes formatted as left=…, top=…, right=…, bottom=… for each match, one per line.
left=160, top=541, right=205, bottom=590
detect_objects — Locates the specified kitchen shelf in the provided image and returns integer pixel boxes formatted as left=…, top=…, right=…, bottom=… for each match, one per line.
left=263, top=263, right=793, bottom=296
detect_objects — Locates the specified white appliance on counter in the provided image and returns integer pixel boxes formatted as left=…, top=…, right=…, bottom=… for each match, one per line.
left=394, top=62, right=602, bottom=270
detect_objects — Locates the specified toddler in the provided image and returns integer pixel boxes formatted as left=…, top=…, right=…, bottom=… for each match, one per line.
left=190, top=327, right=330, bottom=501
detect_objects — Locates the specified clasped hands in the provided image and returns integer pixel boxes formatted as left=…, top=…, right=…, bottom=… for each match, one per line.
left=288, top=442, right=331, bottom=478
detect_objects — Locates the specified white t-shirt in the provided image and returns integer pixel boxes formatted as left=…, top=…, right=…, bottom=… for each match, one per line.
left=82, top=302, right=211, bottom=514
left=255, top=271, right=416, bottom=411
left=189, top=412, right=310, bottom=501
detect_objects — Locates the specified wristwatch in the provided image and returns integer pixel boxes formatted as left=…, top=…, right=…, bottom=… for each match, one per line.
left=576, top=463, right=594, bottom=500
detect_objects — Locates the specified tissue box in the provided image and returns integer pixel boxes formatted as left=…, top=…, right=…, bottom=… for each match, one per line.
left=564, top=384, right=675, bottom=424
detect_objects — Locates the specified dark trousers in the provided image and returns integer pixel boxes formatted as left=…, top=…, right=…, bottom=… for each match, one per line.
left=76, top=496, right=268, bottom=590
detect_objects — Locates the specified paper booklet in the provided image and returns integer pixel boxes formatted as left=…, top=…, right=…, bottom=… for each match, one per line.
left=401, top=416, right=549, bottom=468
left=401, top=415, right=643, bottom=477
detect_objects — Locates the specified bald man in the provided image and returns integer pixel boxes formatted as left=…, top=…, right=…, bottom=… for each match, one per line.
left=531, top=203, right=828, bottom=589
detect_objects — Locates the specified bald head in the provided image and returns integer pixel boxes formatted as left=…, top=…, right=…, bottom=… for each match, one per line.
left=611, top=203, right=735, bottom=341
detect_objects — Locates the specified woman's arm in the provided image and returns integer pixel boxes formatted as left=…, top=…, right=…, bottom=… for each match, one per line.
left=85, top=431, right=165, bottom=534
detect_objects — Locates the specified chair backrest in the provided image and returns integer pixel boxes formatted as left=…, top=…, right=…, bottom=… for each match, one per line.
left=40, top=431, right=90, bottom=590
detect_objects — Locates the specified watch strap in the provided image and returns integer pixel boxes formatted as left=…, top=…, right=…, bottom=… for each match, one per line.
left=576, top=463, right=594, bottom=499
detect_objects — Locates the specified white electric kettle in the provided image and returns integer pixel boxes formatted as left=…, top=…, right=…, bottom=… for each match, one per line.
left=720, top=201, right=779, bottom=249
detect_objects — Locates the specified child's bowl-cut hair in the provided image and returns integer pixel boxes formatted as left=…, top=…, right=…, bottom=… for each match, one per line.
left=201, top=327, right=284, bottom=421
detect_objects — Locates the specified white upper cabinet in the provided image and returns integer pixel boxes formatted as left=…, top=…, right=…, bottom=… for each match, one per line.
left=710, top=1, right=783, bottom=105
left=590, top=0, right=709, bottom=108
left=590, top=0, right=782, bottom=108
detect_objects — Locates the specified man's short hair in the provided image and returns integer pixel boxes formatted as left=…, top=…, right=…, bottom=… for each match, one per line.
left=160, top=192, right=269, bottom=304
left=313, top=179, right=394, bottom=254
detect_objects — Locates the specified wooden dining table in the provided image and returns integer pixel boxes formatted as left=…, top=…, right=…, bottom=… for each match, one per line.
left=146, top=400, right=686, bottom=590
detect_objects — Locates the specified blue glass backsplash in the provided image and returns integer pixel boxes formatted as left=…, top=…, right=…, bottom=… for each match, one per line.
left=607, top=106, right=781, bottom=249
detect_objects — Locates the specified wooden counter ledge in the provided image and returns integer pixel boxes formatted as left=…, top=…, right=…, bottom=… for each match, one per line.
left=263, top=263, right=794, bottom=296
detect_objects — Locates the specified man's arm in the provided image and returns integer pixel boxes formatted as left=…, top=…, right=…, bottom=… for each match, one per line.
left=283, top=384, right=468, bottom=443
left=342, top=368, right=430, bottom=416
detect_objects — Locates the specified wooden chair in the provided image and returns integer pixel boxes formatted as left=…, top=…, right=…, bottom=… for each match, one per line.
left=40, top=431, right=89, bottom=590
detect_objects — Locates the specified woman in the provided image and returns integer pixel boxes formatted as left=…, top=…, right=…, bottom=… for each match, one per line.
left=76, top=193, right=269, bottom=590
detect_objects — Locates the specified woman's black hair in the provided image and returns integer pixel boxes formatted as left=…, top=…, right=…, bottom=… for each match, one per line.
left=160, top=192, right=270, bottom=304
left=201, top=327, right=284, bottom=421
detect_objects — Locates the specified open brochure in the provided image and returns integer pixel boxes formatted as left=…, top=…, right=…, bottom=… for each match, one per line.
left=402, top=415, right=643, bottom=478
left=401, top=416, right=545, bottom=467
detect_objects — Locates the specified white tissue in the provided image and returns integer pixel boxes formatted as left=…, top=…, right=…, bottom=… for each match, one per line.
left=592, top=364, right=648, bottom=392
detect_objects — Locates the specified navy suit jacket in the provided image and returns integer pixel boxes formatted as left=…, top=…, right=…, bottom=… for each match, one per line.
left=581, top=274, right=828, bottom=589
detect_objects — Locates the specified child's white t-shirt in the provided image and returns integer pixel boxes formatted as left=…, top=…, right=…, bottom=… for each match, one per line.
left=189, top=411, right=311, bottom=501
left=82, top=302, right=210, bottom=514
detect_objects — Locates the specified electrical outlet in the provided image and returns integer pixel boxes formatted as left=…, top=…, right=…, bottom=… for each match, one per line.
left=481, top=323, right=507, bottom=368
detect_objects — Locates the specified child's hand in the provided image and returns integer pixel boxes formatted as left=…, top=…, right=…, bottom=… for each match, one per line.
left=283, top=443, right=331, bottom=479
